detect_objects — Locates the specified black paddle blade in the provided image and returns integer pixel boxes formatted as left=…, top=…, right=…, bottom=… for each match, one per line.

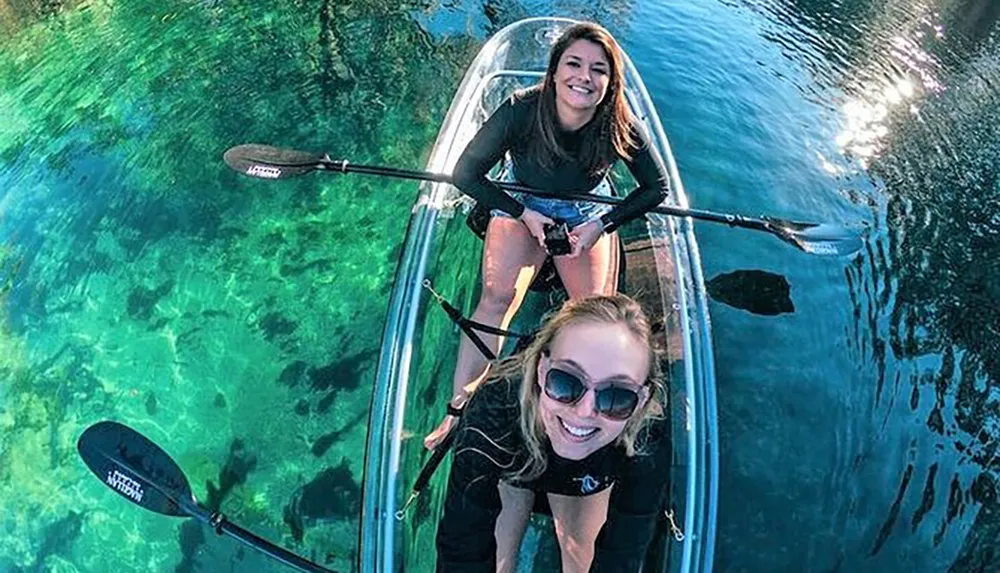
left=764, top=217, right=865, bottom=256
left=224, top=144, right=327, bottom=180
left=77, top=421, right=195, bottom=518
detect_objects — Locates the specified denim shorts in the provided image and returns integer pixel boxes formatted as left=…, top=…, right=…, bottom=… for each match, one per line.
left=490, top=161, right=613, bottom=229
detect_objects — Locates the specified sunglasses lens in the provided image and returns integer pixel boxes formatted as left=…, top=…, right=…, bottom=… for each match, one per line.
left=546, top=367, right=640, bottom=420
left=595, top=387, right=640, bottom=420
left=544, top=369, right=585, bottom=404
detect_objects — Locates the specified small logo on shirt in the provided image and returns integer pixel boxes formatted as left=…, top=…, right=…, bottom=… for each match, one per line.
left=574, top=474, right=601, bottom=494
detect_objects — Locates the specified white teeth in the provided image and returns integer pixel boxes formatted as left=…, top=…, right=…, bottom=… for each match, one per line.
left=569, top=85, right=592, bottom=94
left=560, top=418, right=597, bottom=438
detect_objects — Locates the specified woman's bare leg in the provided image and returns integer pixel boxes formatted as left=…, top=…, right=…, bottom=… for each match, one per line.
left=553, top=230, right=619, bottom=299
left=451, top=216, right=549, bottom=397
left=547, top=488, right=613, bottom=573
left=424, top=217, right=548, bottom=450
left=496, top=482, right=535, bottom=573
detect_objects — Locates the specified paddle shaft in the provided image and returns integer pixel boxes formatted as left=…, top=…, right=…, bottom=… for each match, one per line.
left=321, top=159, right=770, bottom=231
left=215, top=517, right=336, bottom=573
left=186, top=500, right=334, bottom=572
left=225, top=143, right=862, bottom=255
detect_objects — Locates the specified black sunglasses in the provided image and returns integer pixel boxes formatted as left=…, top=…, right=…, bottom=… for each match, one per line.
left=543, top=366, right=645, bottom=421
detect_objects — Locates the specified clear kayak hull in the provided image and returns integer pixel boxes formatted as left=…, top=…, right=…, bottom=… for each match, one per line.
left=360, top=17, right=718, bottom=573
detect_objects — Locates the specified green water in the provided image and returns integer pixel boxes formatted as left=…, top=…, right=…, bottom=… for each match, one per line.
left=0, top=0, right=479, bottom=571
left=5, top=0, right=1000, bottom=571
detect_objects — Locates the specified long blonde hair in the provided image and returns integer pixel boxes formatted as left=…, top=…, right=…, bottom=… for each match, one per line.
left=488, top=294, right=665, bottom=482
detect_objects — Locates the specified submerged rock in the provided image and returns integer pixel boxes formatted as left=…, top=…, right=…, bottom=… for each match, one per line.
left=706, top=269, right=794, bottom=316
left=282, top=458, right=361, bottom=543
left=257, top=311, right=298, bottom=341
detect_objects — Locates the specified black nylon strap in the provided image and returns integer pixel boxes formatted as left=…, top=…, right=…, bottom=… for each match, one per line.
left=423, top=280, right=530, bottom=361
left=457, top=320, right=497, bottom=361
left=458, top=317, right=520, bottom=338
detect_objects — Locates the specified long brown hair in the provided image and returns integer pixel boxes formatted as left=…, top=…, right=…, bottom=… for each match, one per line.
left=531, top=22, right=638, bottom=175
left=488, top=294, right=665, bottom=482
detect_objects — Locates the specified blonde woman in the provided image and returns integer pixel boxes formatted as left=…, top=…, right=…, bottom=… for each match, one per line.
left=435, top=295, right=671, bottom=573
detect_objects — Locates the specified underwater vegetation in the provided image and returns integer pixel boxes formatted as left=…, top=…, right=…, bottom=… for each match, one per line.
left=6, top=511, right=86, bottom=573
left=0, top=0, right=477, bottom=570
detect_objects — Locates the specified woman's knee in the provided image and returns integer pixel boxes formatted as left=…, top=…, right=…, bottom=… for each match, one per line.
left=477, top=282, right=519, bottom=314
left=478, top=264, right=540, bottom=314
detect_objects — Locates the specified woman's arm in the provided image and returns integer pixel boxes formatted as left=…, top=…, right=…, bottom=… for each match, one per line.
left=451, top=95, right=527, bottom=219
left=435, top=380, right=520, bottom=572
left=598, top=123, right=671, bottom=234
left=590, top=419, right=673, bottom=572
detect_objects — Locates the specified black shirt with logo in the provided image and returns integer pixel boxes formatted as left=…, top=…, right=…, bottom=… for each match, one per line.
left=451, top=86, right=671, bottom=232
left=435, top=376, right=672, bottom=572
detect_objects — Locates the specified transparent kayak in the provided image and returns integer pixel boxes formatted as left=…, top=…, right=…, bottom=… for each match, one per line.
left=360, top=17, right=718, bottom=573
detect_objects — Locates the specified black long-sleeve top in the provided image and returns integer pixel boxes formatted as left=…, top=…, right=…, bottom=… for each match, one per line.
left=451, top=87, right=671, bottom=232
left=435, top=377, right=673, bottom=572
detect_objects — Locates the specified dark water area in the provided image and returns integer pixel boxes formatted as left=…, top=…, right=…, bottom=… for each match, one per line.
left=701, top=1, right=1000, bottom=571
left=1, top=0, right=999, bottom=572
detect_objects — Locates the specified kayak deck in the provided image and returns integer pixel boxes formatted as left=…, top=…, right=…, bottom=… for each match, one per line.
left=360, top=17, right=718, bottom=573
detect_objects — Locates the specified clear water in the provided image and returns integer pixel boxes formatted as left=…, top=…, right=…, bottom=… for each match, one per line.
left=1, top=0, right=998, bottom=572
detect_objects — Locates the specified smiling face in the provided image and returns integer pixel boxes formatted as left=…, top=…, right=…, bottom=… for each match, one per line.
left=535, top=320, right=650, bottom=460
left=552, top=39, right=611, bottom=122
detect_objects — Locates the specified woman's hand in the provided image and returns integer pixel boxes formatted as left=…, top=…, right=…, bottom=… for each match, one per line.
left=517, top=208, right=555, bottom=249
left=424, top=413, right=459, bottom=450
left=567, top=219, right=604, bottom=257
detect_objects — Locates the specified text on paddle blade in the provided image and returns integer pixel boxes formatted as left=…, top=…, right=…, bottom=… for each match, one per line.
left=106, top=469, right=145, bottom=503
left=246, top=164, right=282, bottom=179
